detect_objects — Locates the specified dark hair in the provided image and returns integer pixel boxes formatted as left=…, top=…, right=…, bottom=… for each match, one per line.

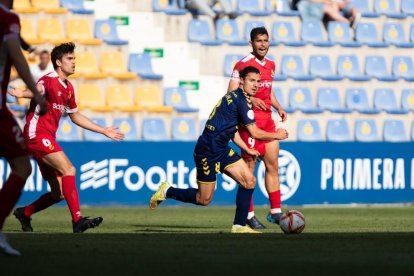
left=239, top=66, right=260, bottom=79
left=51, top=42, right=75, bottom=69
left=250, top=27, right=269, bottom=41
left=39, top=50, right=49, bottom=56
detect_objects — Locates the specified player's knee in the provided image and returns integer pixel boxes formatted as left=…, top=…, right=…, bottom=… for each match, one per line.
left=61, top=165, right=76, bottom=176
left=198, top=195, right=213, bottom=206
left=246, top=175, right=256, bottom=189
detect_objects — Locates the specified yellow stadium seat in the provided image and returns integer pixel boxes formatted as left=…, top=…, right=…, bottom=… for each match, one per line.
left=100, top=51, right=136, bottom=80
left=32, top=0, right=68, bottom=14
left=13, top=0, right=40, bottom=13
left=76, top=84, right=111, bottom=112
left=66, top=18, right=102, bottom=46
left=38, top=18, right=69, bottom=45
left=106, top=85, right=142, bottom=112
left=135, top=86, right=173, bottom=113
left=73, top=52, right=107, bottom=79
left=20, top=18, right=44, bottom=45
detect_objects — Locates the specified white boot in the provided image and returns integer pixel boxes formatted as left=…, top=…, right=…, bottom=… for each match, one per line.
left=0, top=232, right=21, bottom=256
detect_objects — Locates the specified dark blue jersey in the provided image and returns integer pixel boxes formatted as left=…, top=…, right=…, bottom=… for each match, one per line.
left=195, top=88, right=256, bottom=154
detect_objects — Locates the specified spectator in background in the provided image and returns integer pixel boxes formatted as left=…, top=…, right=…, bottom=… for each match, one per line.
left=30, top=50, right=53, bottom=82
left=179, top=0, right=238, bottom=24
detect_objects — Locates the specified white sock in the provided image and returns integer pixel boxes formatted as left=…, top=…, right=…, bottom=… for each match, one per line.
left=233, top=224, right=243, bottom=228
left=247, top=211, right=255, bottom=220
left=270, top=208, right=282, bottom=214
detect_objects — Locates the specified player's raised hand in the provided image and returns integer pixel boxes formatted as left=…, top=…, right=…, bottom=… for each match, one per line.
left=104, top=126, right=125, bottom=141
left=251, top=97, right=267, bottom=111
left=7, top=84, right=24, bottom=97
left=275, top=128, right=288, bottom=140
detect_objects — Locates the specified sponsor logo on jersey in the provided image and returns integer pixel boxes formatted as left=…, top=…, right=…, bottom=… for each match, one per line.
left=52, top=103, right=66, bottom=113
left=259, top=80, right=272, bottom=88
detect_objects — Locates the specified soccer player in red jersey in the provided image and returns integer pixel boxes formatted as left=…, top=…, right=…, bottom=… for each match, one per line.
left=9, top=42, right=125, bottom=233
left=227, top=27, right=287, bottom=229
left=0, top=0, right=47, bottom=256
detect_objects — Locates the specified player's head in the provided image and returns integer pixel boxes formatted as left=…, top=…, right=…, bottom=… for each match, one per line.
left=38, top=50, right=50, bottom=70
left=51, top=42, right=76, bottom=76
left=239, top=66, right=261, bottom=96
left=249, top=27, right=270, bottom=60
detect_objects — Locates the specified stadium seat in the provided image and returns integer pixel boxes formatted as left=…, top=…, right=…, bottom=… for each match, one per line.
left=383, top=22, right=414, bottom=48
left=364, top=55, right=398, bottom=81
left=309, top=55, right=343, bottom=81
left=412, top=121, right=414, bottom=141
left=349, top=0, right=378, bottom=17
left=289, top=87, right=323, bottom=113
left=373, top=88, right=407, bottom=114
left=135, top=86, right=173, bottom=113
left=57, top=117, right=81, bottom=141
left=244, top=21, right=266, bottom=42
left=216, top=19, right=246, bottom=46
left=94, top=19, right=128, bottom=46
left=401, top=89, right=414, bottom=111
left=297, top=119, right=323, bottom=141
left=61, top=0, right=94, bottom=14
left=187, top=19, right=222, bottom=46
left=272, top=87, right=294, bottom=113
left=171, top=117, right=197, bottom=141
left=401, top=0, right=414, bottom=15
left=271, top=21, right=305, bottom=47
left=37, top=18, right=69, bottom=45
left=392, top=56, right=414, bottom=81
left=326, top=119, right=352, bottom=142
left=345, top=88, right=379, bottom=114
left=113, top=117, right=138, bottom=140
left=301, top=19, right=333, bottom=47
left=72, top=52, right=107, bottom=79
left=152, top=0, right=187, bottom=15
left=142, top=117, right=168, bottom=141
left=32, top=0, right=68, bottom=13
left=223, top=54, right=244, bottom=77
left=317, top=88, right=351, bottom=113
left=164, top=87, right=199, bottom=113
left=383, top=119, right=408, bottom=142
left=106, top=85, right=142, bottom=112
left=13, top=0, right=40, bottom=13
left=355, top=23, right=387, bottom=47
left=373, top=0, right=406, bottom=18
left=237, top=0, right=271, bottom=16
left=327, top=21, right=361, bottom=47
left=83, top=118, right=108, bottom=141
left=281, top=55, right=314, bottom=81
left=337, top=55, right=370, bottom=81
left=265, top=0, right=300, bottom=16
left=100, top=51, right=136, bottom=80
left=20, top=18, right=44, bottom=45
left=411, top=24, right=414, bottom=43
left=66, top=18, right=102, bottom=46
left=355, top=119, right=380, bottom=142
left=76, top=84, right=111, bottom=112
left=128, top=53, right=163, bottom=80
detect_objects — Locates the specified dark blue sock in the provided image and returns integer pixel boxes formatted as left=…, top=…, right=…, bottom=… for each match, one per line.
left=233, top=186, right=254, bottom=226
left=166, top=187, right=198, bottom=205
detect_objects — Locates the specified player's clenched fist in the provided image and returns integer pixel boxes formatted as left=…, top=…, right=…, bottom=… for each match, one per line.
left=275, top=128, right=288, bottom=140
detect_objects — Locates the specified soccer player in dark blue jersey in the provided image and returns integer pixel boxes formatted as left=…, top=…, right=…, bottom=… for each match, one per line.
left=149, top=66, right=288, bottom=233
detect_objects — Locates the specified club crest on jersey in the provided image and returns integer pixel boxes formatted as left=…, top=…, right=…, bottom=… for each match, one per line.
left=247, top=110, right=255, bottom=120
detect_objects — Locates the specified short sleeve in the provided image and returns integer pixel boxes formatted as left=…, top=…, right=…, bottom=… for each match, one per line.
left=230, top=61, right=244, bottom=81
left=66, top=86, right=78, bottom=113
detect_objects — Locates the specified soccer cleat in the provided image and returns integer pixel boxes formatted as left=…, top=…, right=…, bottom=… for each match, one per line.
left=72, top=216, right=103, bottom=233
left=149, top=181, right=171, bottom=210
left=231, top=225, right=262, bottom=234
left=13, top=207, right=33, bottom=232
left=0, top=232, right=21, bottom=256
left=266, top=212, right=283, bottom=225
left=246, top=216, right=266, bottom=229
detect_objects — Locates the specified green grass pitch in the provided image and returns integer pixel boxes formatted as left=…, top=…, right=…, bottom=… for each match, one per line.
left=1, top=206, right=414, bottom=275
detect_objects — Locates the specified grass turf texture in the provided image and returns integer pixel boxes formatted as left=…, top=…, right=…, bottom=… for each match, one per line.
left=1, top=206, right=414, bottom=275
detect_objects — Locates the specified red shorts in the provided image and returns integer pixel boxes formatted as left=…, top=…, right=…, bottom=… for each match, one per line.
left=0, top=109, right=27, bottom=159
left=239, top=113, right=276, bottom=159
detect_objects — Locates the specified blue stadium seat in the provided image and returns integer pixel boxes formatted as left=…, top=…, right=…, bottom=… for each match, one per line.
left=272, top=87, right=294, bottom=113
left=57, top=116, right=81, bottom=141
left=113, top=117, right=138, bottom=141
left=411, top=24, right=414, bottom=42
left=373, top=0, right=406, bottom=18
left=216, top=19, right=246, bottom=45
left=327, top=21, right=361, bottom=47
left=281, top=55, right=314, bottom=81
left=326, top=119, right=353, bottom=142
left=142, top=117, right=168, bottom=141
left=317, top=87, right=351, bottom=113
left=401, top=0, right=414, bottom=16
left=392, top=56, right=414, bottom=81
left=383, top=22, right=414, bottom=48
left=244, top=21, right=266, bottom=41
left=152, top=0, right=187, bottom=15
left=374, top=88, right=407, bottom=114
left=83, top=118, right=108, bottom=141
left=271, top=21, right=305, bottom=47
left=289, top=87, right=323, bottom=113
left=364, top=55, right=397, bottom=81
left=297, top=119, right=323, bottom=141
left=355, top=22, right=387, bottom=47
left=187, top=19, right=222, bottom=46
left=94, top=19, right=128, bottom=46
left=383, top=119, right=408, bottom=142
left=265, top=0, right=300, bottom=16
left=412, top=121, right=414, bottom=141
left=309, top=55, right=343, bottom=81
left=301, top=19, right=333, bottom=47
left=349, top=0, right=379, bottom=17
left=223, top=54, right=244, bottom=77
left=355, top=119, right=380, bottom=142
left=401, top=89, right=414, bottom=111
left=337, top=55, right=370, bottom=81
left=345, top=88, right=379, bottom=114
left=164, top=87, right=199, bottom=113
left=60, top=0, right=93, bottom=14
left=171, top=117, right=197, bottom=141
left=237, top=0, right=271, bottom=16
left=128, top=53, right=163, bottom=80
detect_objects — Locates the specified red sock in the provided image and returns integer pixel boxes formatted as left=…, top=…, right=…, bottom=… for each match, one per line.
left=62, top=175, right=82, bottom=222
left=0, top=173, right=26, bottom=229
left=269, top=190, right=281, bottom=210
left=249, top=196, right=254, bottom=212
left=23, top=192, right=61, bottom=217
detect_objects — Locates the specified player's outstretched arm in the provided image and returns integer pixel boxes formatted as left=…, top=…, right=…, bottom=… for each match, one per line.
left=232, top=131, right=260, bottom=159
left=246, top=124, right=288, bottom=140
